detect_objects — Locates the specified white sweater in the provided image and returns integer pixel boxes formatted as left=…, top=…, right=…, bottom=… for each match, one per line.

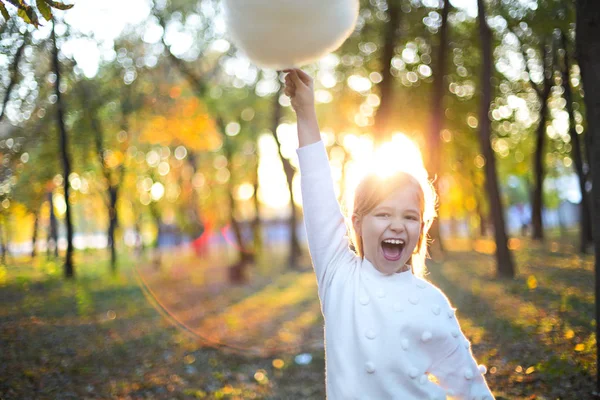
left=297, top=140, right=494, bottom=400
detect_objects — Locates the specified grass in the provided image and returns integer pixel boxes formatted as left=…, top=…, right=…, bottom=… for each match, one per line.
left=0, top=237, right=596, bottom=399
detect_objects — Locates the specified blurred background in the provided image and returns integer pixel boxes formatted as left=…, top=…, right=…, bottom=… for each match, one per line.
left=0, top=0, right=597, bottom=399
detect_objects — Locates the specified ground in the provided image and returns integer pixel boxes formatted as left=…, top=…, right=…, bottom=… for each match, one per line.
left=0, top=236, right=596, bottom=399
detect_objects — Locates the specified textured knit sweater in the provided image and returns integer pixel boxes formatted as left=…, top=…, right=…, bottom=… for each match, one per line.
left=297, top=140, right=495, bottom=400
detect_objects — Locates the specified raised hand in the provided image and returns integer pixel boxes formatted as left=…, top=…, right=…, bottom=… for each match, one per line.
left=283, top=69, right=315, bottom=117
left=283, top=69, right=320, bottom=147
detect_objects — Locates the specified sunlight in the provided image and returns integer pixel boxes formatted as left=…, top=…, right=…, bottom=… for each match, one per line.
left=374, top=133, right=427, bottom=179
left=341, top=132, right=429, bottom=209
left=257, top=134, right=291, bottom=216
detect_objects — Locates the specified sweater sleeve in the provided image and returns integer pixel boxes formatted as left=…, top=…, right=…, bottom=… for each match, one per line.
left=297, top=140, right=355, bottom=306
left=428, top=302, right=495, bottom=400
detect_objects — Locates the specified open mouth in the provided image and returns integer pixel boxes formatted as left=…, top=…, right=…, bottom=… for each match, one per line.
left=381, top=239, right=405, bottom=262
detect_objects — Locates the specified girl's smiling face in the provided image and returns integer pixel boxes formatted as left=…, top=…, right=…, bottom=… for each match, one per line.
left=352, top=184, right=423, bottom=275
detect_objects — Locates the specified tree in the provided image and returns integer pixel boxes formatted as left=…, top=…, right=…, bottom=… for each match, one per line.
left=520, top=36, right=554, bottom=241
left=477, top=0, right=515, bottom=278
left=558, top=30, right=593, bottom=253
left=426, top=0, right=451, bottom=256
left=268, top=88, right=302, bottom=269
left=78, top=79, right=126, bottom=272
left=152, top=10, right=258, bottom=280
left=503, top=1, right=576, bottom=243
left=51, top=18, right=74, bottom=278
left=575, top=0, right=600, bottom=392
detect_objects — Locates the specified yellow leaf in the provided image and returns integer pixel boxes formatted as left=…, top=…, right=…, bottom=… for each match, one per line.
left=564, top=329, right=575, bottom=339
left=574, top=343, right=585, bottom=352
left=525, top=366, right=535, bottom=374
left=526, top=275, right=538, bottom=290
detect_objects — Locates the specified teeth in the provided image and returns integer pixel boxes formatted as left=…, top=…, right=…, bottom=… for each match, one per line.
left=383, top=239, right=405, bottom=245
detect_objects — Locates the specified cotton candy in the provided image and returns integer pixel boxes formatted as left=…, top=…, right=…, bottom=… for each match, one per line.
left=222, top=0, right=359, bottom=69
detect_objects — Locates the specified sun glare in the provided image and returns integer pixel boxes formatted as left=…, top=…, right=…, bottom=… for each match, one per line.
left=342, top=132, right=428, bottom=210
left=255, top=130, right=428, bottom=217
left=373, top=133, right=427, bottom=180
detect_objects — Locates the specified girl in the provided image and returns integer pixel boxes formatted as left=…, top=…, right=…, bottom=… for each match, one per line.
left=284, top=68, right=495, bottom=400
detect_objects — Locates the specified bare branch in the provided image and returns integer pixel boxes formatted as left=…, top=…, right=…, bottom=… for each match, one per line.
left=0, top=33, right=28, bottom=123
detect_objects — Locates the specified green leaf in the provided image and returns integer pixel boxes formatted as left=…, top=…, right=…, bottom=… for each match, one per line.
left=25, top=5, right=39, bottom=26
left=45, top=0, right=74, bottom=10
left=17, top=4, right=39, bottom=27
left=36, top=0, right=52, bottom=20
left=0, top=2, right=11, bottom=21
left=16, top=6, right=31, bottom=23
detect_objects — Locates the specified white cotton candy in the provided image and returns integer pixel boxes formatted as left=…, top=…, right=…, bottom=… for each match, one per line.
left=222, top=0, right=359, bottom=69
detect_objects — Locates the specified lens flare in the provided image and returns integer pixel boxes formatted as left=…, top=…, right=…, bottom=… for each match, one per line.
left=133, top=222, right=323, bottom=357
left=342, top=132, right=429, bottom=211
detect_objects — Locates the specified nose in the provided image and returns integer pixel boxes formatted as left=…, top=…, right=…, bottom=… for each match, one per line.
left=389, top=217, right=405, bottom=233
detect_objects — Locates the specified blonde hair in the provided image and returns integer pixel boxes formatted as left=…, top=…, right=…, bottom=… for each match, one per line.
left=348, top=171, right=437, bottom=278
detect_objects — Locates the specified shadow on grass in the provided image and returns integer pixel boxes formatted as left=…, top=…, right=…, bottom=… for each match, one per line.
left=427, top=262, right=595, bottom=397
left=504, top=275, right=594, bottom=332
left=527, top=262, right=594, bottom=294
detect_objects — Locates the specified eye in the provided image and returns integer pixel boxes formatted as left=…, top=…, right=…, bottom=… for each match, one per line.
left=406, top=215, right=420, bottom=221
left=376, top=213, right=391, bottom=218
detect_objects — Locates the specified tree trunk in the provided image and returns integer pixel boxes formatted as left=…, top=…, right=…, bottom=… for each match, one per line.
left=150, top=202, right=162, bottom=250
left=575, top=0, right=600, bottom=392
left=82, top=80, right=123, bottom=272
left=560, top=31, right=593, bottom=253
left=476, top=200, right=487, bottom=238
left=0, top=217, right=6, bottom=265
left=186, top=152, right=203, bottom=237
left=108, top=186, right=118, bottom=272
left=226, top=183, right=253, bottom=284
left=465, top=160, right=486, bottom=240
left=222, top=134, right=253, bottom=283
left=373, top=0, right=401, bottom=143
left=31, top=210, right=39, bottom=260
left=531, top=118, right=547, bottom=242
left=51, top=21, right=74, bottom=279
left=251, top=154, right=263, bottom=255
left=473, top=174, right=487, bottom=237
left=149, top=201, right=162, bottom=269
left=477, top=0, right=515, bottom=278
left=269, top=89, right=302, bottom=269
left=531, top=41, right=553, bottom=241
left=47, top=190, right=59, bottom=259
left=427, top=0, right=451, bottom=257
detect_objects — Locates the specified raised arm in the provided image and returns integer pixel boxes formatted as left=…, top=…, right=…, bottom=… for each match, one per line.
left=284, top=69, right=355, bottom=304
left=284, top=69, right=321, bottom=147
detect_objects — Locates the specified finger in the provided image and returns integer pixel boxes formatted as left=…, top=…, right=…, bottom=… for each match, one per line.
left=284, top=85, right=295, bottom=96
left=289, top=70, right=307, bottom=89
left=284, top=76, right=295, bottom=87
left=294, top=69, right=313, bottom=86
left=284, top=81, right=295, bottom=92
